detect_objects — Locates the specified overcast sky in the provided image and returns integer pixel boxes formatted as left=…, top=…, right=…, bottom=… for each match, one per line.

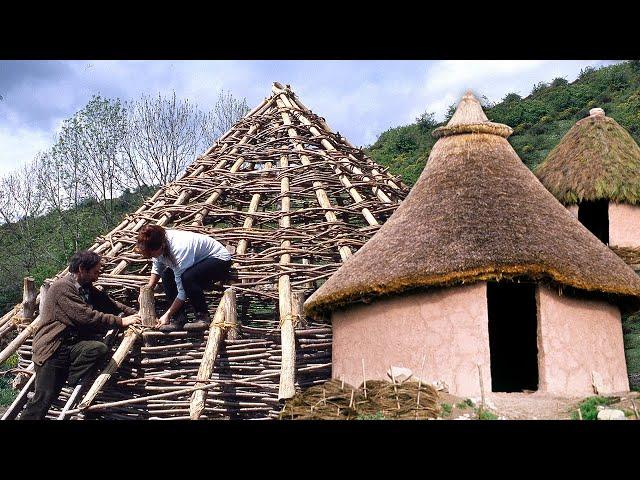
left=0, top=60, right=620, bottom=177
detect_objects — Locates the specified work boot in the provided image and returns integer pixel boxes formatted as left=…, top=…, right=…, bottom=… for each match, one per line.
left=158, top=311, right=187, bottom=332
left=183, top=311, right=211, bottom=331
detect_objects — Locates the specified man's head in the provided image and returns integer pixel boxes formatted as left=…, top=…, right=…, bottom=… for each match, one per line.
left=69, top=250, right=102, bottom=286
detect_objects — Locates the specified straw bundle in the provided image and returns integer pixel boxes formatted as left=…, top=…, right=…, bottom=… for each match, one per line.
left=280, top=378, right=439, bottom=420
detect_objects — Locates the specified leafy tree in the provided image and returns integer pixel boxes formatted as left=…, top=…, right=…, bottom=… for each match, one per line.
left=531, top=81, right=549, bottom=95
left=415, top=111, right=437, bottom=132
left=502, top=92, right=522, bottom=103
left=550, top=77, right=569, bottom=88
left=53, top=95, right=128, bottom=229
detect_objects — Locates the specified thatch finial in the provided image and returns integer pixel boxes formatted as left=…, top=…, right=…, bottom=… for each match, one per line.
left=447, top=90, right=489, bottom=127
left=432, top=90, right=513, bottom=139
left=589, top=108, right=605, bottom=117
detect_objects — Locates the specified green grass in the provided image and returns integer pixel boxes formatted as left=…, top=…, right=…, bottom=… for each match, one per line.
left=456, top=398, right=475, bottom=409
left=571, top=396, right=619, bottom=420
left=477, top=409, right=499, bottom=420
left=0, top=353, right=19, bottom=406
left=441, top=403, right=452, bottom=416
left=0, top=381, right=17, bottom=406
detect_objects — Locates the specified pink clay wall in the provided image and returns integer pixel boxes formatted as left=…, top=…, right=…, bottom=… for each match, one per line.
left=609, top=203, right=640, bottom=248
left=537, top=285, right=628, bottom=395
left=331, top=282, right=491, bottom=397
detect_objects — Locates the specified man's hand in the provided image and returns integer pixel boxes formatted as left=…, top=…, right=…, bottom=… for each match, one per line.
left=155, top=311, right=170, bottom=328
left=121, top=314, right=142, bottom=327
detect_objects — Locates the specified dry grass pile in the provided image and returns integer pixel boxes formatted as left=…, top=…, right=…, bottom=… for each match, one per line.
left=280, top=378, right=439, bottom=420
left=611, top=246, right=640, bottom=270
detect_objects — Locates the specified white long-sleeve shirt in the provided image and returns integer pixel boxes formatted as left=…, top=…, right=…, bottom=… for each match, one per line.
left=151, top=229, right=232, bottom=301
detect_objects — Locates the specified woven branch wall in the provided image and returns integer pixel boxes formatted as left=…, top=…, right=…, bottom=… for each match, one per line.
left=15, top=83, right=409, bottom=419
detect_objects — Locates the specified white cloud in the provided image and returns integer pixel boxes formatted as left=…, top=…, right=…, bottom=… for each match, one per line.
left=0, top=126, right=54, bottom=177
left=0, top=59, right=625, bottom=176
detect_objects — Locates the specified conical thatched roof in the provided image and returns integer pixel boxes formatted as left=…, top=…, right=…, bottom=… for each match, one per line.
left=304, top=92, right=640, bottom=318
left=4, top=82, right=409, bottom=420
left=535, top=108, right=640, bottom=205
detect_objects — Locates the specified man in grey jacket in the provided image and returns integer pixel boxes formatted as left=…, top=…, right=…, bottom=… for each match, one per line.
left=20, top=251, right=140, bottom=420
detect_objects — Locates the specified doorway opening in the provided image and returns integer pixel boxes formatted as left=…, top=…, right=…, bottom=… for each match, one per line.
left=487, top=281, right=539, bottom=392
left=578, top=199, right=609, bottom=244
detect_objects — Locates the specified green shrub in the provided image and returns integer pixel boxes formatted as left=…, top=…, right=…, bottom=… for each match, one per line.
left=477, top=410, right=498, bottom=420
left=571, top=396, right=618, bottom=420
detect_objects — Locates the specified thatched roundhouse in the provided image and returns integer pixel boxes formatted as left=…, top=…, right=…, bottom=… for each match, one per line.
left=2, top=83, right=408, bottom=420
left=536, top=108, right=640, bottom=267
left=305, top=92, right=640, bottom=398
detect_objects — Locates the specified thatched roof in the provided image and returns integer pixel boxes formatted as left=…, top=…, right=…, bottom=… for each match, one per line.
left=535, top=108, right=640, bottom=205
left=304, top=93, right=640, bottom=318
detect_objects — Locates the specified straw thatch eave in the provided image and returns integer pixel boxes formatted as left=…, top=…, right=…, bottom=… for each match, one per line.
left=535, top=113, right=640, bottom=205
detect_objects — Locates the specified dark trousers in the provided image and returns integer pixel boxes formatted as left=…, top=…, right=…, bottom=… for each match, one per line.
left=19, top=340, right=108, bottom=420
left=162, top=257, right=232, bottom=314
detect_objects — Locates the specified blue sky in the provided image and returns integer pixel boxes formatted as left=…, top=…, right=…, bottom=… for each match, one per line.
left=0, top=60, right=619, bottom=177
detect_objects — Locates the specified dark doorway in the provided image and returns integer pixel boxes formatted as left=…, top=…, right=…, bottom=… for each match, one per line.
left=578, top=199, right=609, bottom=244
left=487, top=281, right=538, bottom=392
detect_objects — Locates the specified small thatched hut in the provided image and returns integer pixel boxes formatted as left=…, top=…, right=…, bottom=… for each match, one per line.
left=304, top=92, right=640, bottom=398
left=536, top=108, right=640, bottom=267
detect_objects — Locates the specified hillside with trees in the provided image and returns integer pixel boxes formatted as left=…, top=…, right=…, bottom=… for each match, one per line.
left=367, top=60, right=640, bottom=185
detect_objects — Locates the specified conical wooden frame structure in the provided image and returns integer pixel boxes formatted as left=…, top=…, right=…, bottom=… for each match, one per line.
left=305, top=92, right=640, bottom=397
left=3, top=82, right=408, bottom=420
left=535, top=108, right=640, bottom=269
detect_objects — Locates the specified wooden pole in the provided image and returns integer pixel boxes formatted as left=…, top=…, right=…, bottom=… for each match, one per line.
left=77, top=327, right=141, bottom=410
left=389, top=365, right=400, bottom=410
left=0, top=306, right=19, bottom=331
left=224, top=289, right=238, bottom=341
left=21, top=277, right=36, bottom=324
left=189, top=292, right=229, bottom=419
left=276, top=150, right=296, bottom=401
left=290, top=291, right=307, bottom=329
left=1, top=370, right=36, bottom=420
left=362, top=358, right=367, bottom=399
left=57, top=384, right=85, bottom=420
left=0, top=282, right=49, bottom=364
left=477, top=363, right=485, bottom=418
left=138, top=286, right=156, bottom=327
left=278, top=293, right=296, bottom=400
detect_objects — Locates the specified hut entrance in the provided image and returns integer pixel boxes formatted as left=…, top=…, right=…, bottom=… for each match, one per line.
left=487, top=281, right=538, bottom=392
left=578, top=199, right=609, bottom=244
